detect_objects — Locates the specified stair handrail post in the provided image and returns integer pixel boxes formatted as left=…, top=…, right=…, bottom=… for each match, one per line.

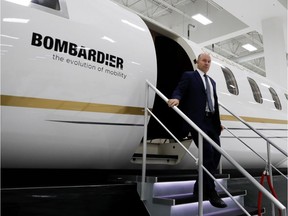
left=198, top=133, right=204, bottom=216
left=141, top=80, right=149, bottom=201
left=219, top=156, right=223, bottom=174
left=267, top=141, right=276, bottom=216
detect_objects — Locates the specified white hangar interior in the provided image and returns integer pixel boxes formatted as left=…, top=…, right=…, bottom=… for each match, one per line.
left=111, top=0, right=288, bottom=88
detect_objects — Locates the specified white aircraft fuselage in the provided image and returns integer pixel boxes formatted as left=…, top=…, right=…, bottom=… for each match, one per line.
left=1, top=0, right=287, bottom=171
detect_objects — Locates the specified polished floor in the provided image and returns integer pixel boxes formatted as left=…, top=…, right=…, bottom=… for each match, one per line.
left=1, top=169, right=150, bottom=216
left=1, top=169, right=287, bottom=216
left=2, top=184, right=149, bottom=216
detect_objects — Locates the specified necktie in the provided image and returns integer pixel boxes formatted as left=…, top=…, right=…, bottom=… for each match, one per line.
left=204, top=74, right=214, bottom=112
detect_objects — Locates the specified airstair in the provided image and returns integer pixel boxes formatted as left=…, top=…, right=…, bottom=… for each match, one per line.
left=136, top=80, right=287, bottom=216
left=135, top=173, right=263, bottom=216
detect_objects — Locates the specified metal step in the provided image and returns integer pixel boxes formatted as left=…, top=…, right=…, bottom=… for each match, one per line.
left=141, top=174, right=229, bottom=197
left=131, top=153, right=178, bottom=164
left=143, top=173, right=229, bottom=183
left=136, top=173, right=265, bottom=216
left=153, top=189, right=246, bottom=205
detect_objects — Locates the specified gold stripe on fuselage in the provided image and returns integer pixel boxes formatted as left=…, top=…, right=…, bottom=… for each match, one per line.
left=1, top=95, right=287, bottom=124
left=0, top=95, right=144, bottom=115
left=221, top=115, right=288, bottom=124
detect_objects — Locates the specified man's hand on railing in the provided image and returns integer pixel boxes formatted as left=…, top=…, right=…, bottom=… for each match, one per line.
left=168, top=99, right=180, bottom=107
left=220, top=125, right=225, bottom=132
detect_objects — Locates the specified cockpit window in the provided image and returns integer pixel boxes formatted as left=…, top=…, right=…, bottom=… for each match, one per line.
left=247, top=77, right=263, bottom=103
left=285, top=93, right=288, bottom=100
left=30, top=0, right=68, bottom=18
left=269, top=87, right=282, bottom=110
left=221, top=67, right=239, bottom=95
left=31, top=0, right=60, bottom=10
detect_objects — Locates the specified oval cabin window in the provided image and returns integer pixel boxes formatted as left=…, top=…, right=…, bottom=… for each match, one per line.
left=269, top=87, right=282, bottom=110
left=221, top=67, right=239, bottom=95
left=284, top=93, right=288, bottom=100
left=247, top=77, right=263, bottom=104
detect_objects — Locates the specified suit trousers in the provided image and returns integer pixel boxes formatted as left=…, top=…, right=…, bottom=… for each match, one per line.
left=190, top=115, right=221, bottom=195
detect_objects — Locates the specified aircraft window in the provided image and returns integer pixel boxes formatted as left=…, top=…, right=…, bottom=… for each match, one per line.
left=30, top=0, right=68, bottom=18
left=31, top=0, right=60, bottom=10
left=285, top=93, right=288, bottom=100
left=247, top=77, right=263, bottom=103
left=221, top=67, right=239, bottom=95
left=269, top=87, right=282, bottom=110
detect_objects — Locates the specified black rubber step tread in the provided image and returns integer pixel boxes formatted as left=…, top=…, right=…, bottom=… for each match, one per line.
left=153, top=189, right=246, bottom=205
left=132, top=153, right=178, bottom=159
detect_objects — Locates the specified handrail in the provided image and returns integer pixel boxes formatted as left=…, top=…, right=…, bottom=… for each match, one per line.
left=219, top=102, right=288, bottom=157
left=145, top=104, right=251, bottom=215
left=148, top=110, right=198, bottom=162
left=141, top=79, right=286, bottom=216
left=219, top=102, right=288, bottom=216
left=224, top=126, right=288, bottom=180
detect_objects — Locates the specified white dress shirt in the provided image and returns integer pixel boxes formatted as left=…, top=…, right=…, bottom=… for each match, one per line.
left=197, top=70, right=215, bottom=112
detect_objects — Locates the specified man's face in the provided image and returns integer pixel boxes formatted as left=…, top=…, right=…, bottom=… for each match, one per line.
left=197, top=54, right=211, bottom=73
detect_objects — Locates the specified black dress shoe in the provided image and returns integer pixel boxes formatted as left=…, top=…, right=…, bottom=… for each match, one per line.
left=208, top=191, right=227, bottom=208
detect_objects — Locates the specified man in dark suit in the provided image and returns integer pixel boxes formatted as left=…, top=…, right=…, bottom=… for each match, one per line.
left=168, top=53, right=227, bottom=208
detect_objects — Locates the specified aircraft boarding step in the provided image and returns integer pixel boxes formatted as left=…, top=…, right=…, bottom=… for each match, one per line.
left=132, top=153, right=178, bottom=164
left=136, top=174, right=265, bottom=216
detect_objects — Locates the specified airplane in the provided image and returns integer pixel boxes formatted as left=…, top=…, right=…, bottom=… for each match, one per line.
left=1, top=0, right=287, bottom=176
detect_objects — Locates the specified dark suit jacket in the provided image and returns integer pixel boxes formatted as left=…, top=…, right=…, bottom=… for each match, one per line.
left=171, top=70, right=221, bottom=136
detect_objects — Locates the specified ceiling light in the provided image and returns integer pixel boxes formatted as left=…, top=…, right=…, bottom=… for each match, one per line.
left=192, top=14, right=212, bottom=25
left=242, top=44, right=257, bottom=52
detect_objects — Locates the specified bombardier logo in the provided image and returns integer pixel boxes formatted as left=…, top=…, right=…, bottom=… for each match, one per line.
left=31, top=32, right=124, bottom=70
